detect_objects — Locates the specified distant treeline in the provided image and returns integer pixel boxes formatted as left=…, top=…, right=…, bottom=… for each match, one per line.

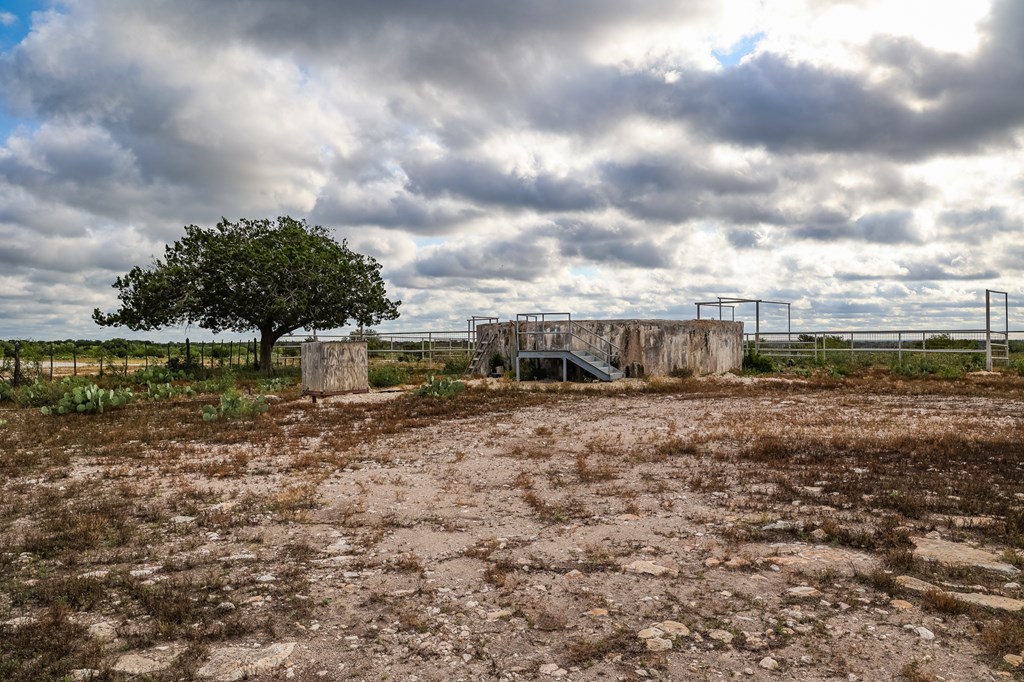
left=1, top=338, right=302, bottom=360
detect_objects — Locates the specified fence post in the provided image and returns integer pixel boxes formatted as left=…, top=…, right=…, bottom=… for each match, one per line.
left=200, top=342, right=205, bottom=368
left=186, top=338, right=191, bottom=366
left=898, top=332, right=902, bottom=367
left=167, top=341, right=172, bottom=364
left=144, top=341, right=148, bottom=369
left=49, top=343, right=54, bottom=382
left=986, top=290, right=993, bottom=371
left=73, top=344, right=78, bottom=376
left=13, top=341, right=22, bottom=387
left=229, top=341, right=234, bottom=368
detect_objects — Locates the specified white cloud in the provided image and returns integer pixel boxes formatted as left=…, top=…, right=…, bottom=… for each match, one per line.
left=0, top=0, right=1021, bottom=340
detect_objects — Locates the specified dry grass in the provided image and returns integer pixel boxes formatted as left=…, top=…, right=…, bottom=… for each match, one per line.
left=3, top=376, right=1024, bottom=678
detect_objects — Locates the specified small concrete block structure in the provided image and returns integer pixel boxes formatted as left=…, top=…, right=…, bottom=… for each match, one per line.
left=471, top=319, right=743, bottom=378
left=301, top=341, right=369, bottom=396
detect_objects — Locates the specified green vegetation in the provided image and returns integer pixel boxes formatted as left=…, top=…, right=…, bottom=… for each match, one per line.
left=415, top=375, right=466, bottom=398
left=93, top=216, right=401, bottom=372
left=742, top=351, right=777, bottom=374
left=441, top=353, right=471, bottom=375
left=40, top=383, right=134, bottom=416
left=201, top=389, right=269, bottom=421
left=368, top=365, right=408, bottom=388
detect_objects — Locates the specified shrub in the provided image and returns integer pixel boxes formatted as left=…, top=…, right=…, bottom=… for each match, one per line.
left=415, top=375, right=465, bottom=398
left=201, top=389, right=269, bottom=422
left=442, top=354, right=471, bottom=375
left=892, top=357, right=940, bottom=377
left=742, top=352, right=776, bottom=374
left=40, top=383, right=134, bottom=416
left=165, top=355, right=202, bottom=375
left=368, top=365, right=406, bottom=388
left=489, top=352, right=508, bottom=373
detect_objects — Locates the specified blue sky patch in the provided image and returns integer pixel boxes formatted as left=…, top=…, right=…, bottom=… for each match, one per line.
left=713, top=32, right=764, bottom=67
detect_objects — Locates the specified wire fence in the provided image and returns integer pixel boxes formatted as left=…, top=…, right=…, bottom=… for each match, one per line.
left=0, top=338, right=304, bottom=386
left=745, top=329, right=1022, bottom=366
left=1, top=332, right=477, bottom=386
left=279, top=330, right=474, bottom=363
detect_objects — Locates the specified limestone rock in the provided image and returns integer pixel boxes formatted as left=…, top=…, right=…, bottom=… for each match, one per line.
left=637, top=627, right=664, bottom=639
left=911, top=537, right=1020, bottom=575
left=946, top=591, right=1024, bottom=612
left=759, top=656, right=780, bottom=670
left=787, top=586, right=821, bottom=599
left=708, top=629, right=734, bottom=644
left=486, top=609, right=514, bottom=621
left=87, top=621, right=118, bottom=642
left=1004, top=654, right=1023, bottom=668
left=895, top=576, right=939, bottom=593
left=585, top=608, right=609, bottom=617
left=646, top=637, right=672, bottom=652
left=325, top=538, right=352, bottom=554
left=539, top=663, right=567, bottom=676
left=113, top=650, right=178, bottom=676
left=623, top=560, right=678, bottom=578
left=656, top=620, right=690, bottom=637
left=197, top=642, right=295, bottom=681
left=915, top=626, right=935, bottom=641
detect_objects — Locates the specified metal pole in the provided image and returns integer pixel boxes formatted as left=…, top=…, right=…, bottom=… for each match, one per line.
left=49, top=344, right=54, bottom=381
left=755, top=301, right=760, bottom=354
left=986, top=289, right=993, bottom=371
left=898, top=331, right=902, bottom=367
left=73, top=345, right=77, bottom=376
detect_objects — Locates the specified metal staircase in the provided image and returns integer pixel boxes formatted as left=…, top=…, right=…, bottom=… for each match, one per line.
left=514, top=313, right=623, bottom=382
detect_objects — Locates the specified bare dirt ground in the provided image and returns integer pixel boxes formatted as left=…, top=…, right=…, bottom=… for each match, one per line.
left=3, top=373, right=1024, bottom=681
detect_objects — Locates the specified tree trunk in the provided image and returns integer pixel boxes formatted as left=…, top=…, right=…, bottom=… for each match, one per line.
left=259, top=333, right=277, bottom=375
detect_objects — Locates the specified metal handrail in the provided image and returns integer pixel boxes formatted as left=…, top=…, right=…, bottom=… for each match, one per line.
left=514, top=313, right=621, bottom=369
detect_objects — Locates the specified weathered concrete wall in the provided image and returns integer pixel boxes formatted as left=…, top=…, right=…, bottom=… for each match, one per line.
left=470, top=319, right=743, bottom=378
left=301, top=341, right=369, bottom=394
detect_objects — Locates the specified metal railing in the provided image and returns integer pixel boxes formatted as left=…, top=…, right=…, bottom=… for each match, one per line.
left=745, top=329, right=1017, bottom=365
left=282, top=330, right=473, bottom=364
left=514, top=313, right=621, bottom=369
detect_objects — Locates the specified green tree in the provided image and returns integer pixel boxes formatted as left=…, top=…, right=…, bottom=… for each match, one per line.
left=93, top=217, right=400, bottom=372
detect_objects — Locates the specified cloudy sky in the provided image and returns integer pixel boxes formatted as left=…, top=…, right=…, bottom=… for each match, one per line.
left=1, top=0, right=1022, bottom=340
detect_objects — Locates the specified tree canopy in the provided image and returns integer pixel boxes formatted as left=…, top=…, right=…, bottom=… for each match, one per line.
left=93, top=217, right=400, bottom=370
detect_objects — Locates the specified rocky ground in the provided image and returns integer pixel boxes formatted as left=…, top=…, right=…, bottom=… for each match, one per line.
left=3, top=373, right=1024, bottom=681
